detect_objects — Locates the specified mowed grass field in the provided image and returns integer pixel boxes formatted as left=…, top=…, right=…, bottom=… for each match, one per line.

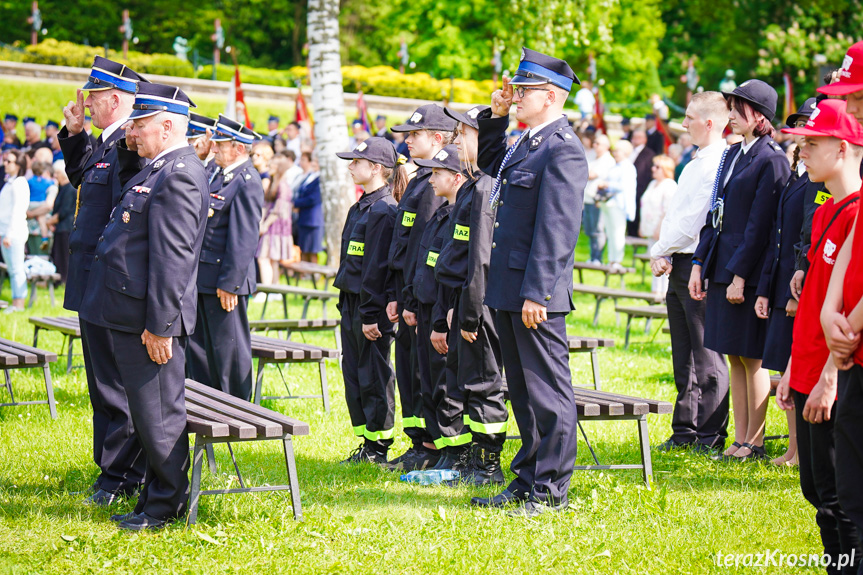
left=0, top=230, right=816, bottom=575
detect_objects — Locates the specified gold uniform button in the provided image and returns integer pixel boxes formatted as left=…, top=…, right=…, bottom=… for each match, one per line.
left=545, top=295, right=551, bottom=301
left=491, top=242, right=496, bottom=248
left=498, top=200, right=503, bottom=206
left=502, top=179, right=507, bottom=185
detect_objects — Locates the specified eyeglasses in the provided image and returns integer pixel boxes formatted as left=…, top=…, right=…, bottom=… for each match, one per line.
left=794, top=120, right=808, bottom=128
left=513, top=86, right=551, bottom=98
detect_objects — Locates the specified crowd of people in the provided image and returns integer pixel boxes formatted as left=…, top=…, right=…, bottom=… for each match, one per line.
left=4, top=41, right=863, bottom=567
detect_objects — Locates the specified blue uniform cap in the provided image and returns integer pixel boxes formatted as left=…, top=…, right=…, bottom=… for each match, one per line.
left=82, top=56, right=148, bottom=95
left=187, top=112, right=217, bottom=139
left=4, top=114, right=17, bottom=122
left=510, top=47, right=579, bottom=93
left=22, top=117, right=36, bottom=125
left=268, top=115, right=280, bottom=123
left=46, top=120, right=59, bottom=129
left=130, top=82, right=195, bottom=120
left=211, top=114, right=260, bottom=145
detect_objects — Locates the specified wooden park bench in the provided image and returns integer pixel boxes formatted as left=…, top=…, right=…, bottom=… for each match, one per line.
left=184, top=379, right=309, bottom=524
left=572, top=284, right=664, bottom=326
left=249, top=317, right=340, bottom=349
left=573, top=261, right=635, bottom=289
left=614, top=305, right=669, bottom=350
left=251, top=335, right=338, bottom=412
left=625, top=236, right=649, bottom=266
left=568, top=336, right=615, bottom=390
left=281, top=261, right=338, bottom=291
left=0, top=338, right=58, bottom=419
left=255, top=283, right=338, bottom=320
left=634, top=252, right=652, bottom=283
left=30, top=316, right=82, bottom=373
left=0, top=261, right=61, bottom=308
left=503, top=384, right=672, bottom=487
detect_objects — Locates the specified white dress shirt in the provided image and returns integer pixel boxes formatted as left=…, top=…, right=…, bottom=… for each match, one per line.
left=651, top=139, right=727, bottom=258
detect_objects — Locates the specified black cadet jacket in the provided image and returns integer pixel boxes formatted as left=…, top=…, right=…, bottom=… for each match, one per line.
left=434, top=172, right=495, bottom=333
left=197, top=158, right=264, bottom=295
left=78, top=143, right=209, bottom=338
left=694, top=137, right=791, bottom=285
left=333, top=185, right=398, bottom=324
left=794, top=179, right=831, bottom=275
left=756, top=170, right=807, bottom=307
left=414, top=202, right=454, bottom=331
left=58, top=125, right=146, bottom=311
left=477, top=113, right=587, bottom=313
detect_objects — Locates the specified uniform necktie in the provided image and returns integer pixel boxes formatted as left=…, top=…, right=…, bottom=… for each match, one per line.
left=209, top=167, right=221, bottom=185
left=96, top=134, right=104, bottom=146
left=489, top=131, right=529, bottom=207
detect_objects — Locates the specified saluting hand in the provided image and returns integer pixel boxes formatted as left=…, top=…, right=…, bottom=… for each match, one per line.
left=63, top=89, right=86, bottom=135
left=491, top=76, right=514, bottom=117
left=522, top=299, right=547, bottom=330
left=194, top=128, right=213, bottom=160
left=216, top=288, right=239, bottom=312
left=123, top=121, right=139, bottom=152
left=141, top=329, right=173, bottom=365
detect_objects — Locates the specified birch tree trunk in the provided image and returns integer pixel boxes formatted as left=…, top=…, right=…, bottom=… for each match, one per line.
left=307, top=0, right=354, bottom=268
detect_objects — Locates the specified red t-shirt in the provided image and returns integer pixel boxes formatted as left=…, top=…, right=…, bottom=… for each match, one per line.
left=843, top=190, right=863, bottom=368
left=791, top=192, right=859, bottom=393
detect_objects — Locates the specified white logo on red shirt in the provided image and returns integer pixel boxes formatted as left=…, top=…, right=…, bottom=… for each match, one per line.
left=824, top=238, right=837, bottom=265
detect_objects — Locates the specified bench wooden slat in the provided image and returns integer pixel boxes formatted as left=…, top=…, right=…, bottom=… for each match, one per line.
left=29, top=316, right=82, bottom=336
left=575, top=400, right=602, bottom=417
left=0, top=343, right=38, bottom=364
left=579, top=388, right=671, bottom=415
left=185, top=379, right=310, bottom=435
left=575, top=388, right=649, bottom=416
left=185, top=403, right=259, bottom=439
left=572, top=261, right=636, bottom=274
left=282, top=262, right=338, bottom=276
left=185, top=389, right=285, bottom=437
left=0, top=340, right=58, bottom=363
left=573, top=284, right=664, bottom=303
left=568, top=336, right=615, bottom=350
left=255, top=284, right=338, bottom=299
left=573, top=390, right=624, bottom=416
left=249, top=318, right=340, bottom=330
left=0, top=350, right=20, bottom=367
left=251, top=336, right=317, bottom=360
left=615, top=305, right=668, bottom=319
left=186, top=414, right=231, bottom=437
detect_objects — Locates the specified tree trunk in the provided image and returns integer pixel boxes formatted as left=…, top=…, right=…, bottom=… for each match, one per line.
left=307, top=0, right=354, bottom=268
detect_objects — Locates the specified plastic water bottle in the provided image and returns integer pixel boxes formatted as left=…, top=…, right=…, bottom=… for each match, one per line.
left=399, top=469, right=459, bottom=485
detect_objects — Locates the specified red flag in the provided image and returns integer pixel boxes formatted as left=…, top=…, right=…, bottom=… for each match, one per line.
left=783, top=73, right=796, bottom=125
left=593, top=86, right=606, bottom=134
left=356, top=91, right=371, bottom=133
left=655, top=115, right=673, bottom=154
left=233, top=66, right=252, bottom=128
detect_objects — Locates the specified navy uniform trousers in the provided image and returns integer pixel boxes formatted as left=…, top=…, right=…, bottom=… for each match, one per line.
left=438, top=294, right=507, bottom=448
left=495, top=311, right=578, bottom=504
left=186, top=295, right=253, bottom=401
left=416, top=302, right=447, bottom=444
left=87, top=330, right=190, bottom=519
left=340, top=292, right=396, bottom=448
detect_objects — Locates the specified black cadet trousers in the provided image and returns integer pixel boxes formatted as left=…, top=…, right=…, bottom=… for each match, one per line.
left=794, top=390, right=862, bottom=575
left=495, top=310, right=577, bottom=504
left=186, top=293, right=253, bottom=401
left=835, top=364, right=863, bottom=575
left=437, top=293, right=507, bottom=449
left=88, top=328, right=190, bottom=520
left=416, top=302, right=447, bottom=443
left=339, top=292, right=395, bottom=449
left=667, top=254, right=729, bottom=447
left=80, top=320, right=146, bottom=494
left=393, top=271, right=428, bottom=446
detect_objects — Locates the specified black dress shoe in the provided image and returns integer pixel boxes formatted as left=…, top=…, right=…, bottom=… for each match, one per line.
left=117, top=512, right=169, bottom=531
left=84, top=489, right=122, bottom=507
left=507, top=498, right=569, bottom=518
left=654, top=438, right=692, bottom=452
left=110, top=511, right=138, bottom=523
left=470, top=489, right=524, bottom=508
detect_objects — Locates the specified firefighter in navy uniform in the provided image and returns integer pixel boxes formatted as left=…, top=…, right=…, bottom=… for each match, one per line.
left=472, top=48, right=588, bottom=517
left=334, top=137, right=408, bottom=463
left=386, top=105, right=457, bottom=470
left=187, top=112, right=218, bottom=167
left=433, top=106, right=508, bottom=485
left=78, top=82, right=209, bottom=531
left=58, top=56, right=149, bottom=505
left=185, top=115, right=263, bottom=401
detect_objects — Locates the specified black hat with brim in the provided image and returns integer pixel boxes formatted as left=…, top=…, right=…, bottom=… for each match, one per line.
left=391, top=104, right=458, bottom=133
left=722, top=79, right=778, bottom=123
left=444, top=105, right=490, bottom=130
left=412, top=144, right=462, bottom=172
left=336, top=136, right=399, bottom=169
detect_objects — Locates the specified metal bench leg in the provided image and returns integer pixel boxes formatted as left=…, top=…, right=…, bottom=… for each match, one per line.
left=226, top=442, right=244, bottom=488
left=283, top=437, right=303, bottom=521
left=33, top=326, right=40, bottom=348
left=592, top=297, right=605, bottom=327
left=66, top=335, right=75, bottom=374
left=641, top=262, right=646, bottom=284
left=624, top=315, right=633, bottom=350
left=260, top=297, right=269, bottom=320
left=333, top=328, right=342, bottom=371
left=43, top=364, right=57, bottom=419
left=27, top=282, right=37, bottom=309
left=577, top=269, right=583, bottom=284
left=205, top=444, right=218, bottom=474
left=645, top=317, right=653, bottom=335
left=254, top=359, right=267, bottom=405
left=637, top=416, right=653, bottom=489
left=602, top=273, right=609, bottom=287
left=577, top=420, right=600, bottom=465
left=590, top=350, right=601, bottom=390
left=188, top=437, right=205, bottom=525
left=301, top=298, right=311, bottom=319
left=4, top=370, right=14, bottom=403
left=318, top=360, right=330, bottom=413
left=282, top=294, right=289, bottom=319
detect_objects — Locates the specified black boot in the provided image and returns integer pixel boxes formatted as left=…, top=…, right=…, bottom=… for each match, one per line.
left=454, top=444, right=505, bottom=486
left=432, top=445, right=470, bottom=470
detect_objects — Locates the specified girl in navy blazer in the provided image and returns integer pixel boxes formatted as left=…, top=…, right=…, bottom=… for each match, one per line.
left=690, top=80, right=791, bottom=461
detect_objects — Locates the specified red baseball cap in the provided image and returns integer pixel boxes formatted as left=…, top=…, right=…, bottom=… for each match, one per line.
left=782, top=99, right=863, bottom=145
left=819, top=42, right=863, bottom=96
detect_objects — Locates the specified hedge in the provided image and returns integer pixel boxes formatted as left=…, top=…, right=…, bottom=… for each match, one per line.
left=2, top=40, right=493, bottom=103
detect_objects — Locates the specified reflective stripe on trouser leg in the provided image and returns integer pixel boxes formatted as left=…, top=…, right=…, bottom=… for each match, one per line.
left=461, top=303, right=507, bottom=447
left=358, top=306, right=396, bottom=447
left=435, top=320, right=470, bottom=448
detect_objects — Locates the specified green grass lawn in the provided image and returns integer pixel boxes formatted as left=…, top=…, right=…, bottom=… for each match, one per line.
left=0, top=239, right=816, bottom=572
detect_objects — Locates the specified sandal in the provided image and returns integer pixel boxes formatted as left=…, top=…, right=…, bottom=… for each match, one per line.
left=722, top=441, right=743, bottom=457
left=735, top=443, right=768, bottom=461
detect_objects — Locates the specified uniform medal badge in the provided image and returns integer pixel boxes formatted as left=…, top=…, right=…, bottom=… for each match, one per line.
left=95, top=162, right=110, bottom=169
left=122, top=210, right=131, bottom=224
left=153, top=159, right=165, bottom=170
left=245, top=173, right=251, bottom=180
left=131, top=185, right=151, bottom=194
left=224, top=172, right=234, bottom=183
left=208, top=207, right=215, bottom=218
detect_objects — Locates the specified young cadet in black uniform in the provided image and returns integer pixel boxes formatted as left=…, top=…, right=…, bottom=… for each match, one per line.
left=78, top=83, right=209, bottom=531
left=386, top=105, right=457, bottom=470
left=410, top=145, right=460, bottom=466
left=432, top=106, right=507, bottom=486
left=473, top=48, right=587, bottom=517
left=58, top=56, right=148, bottom=506
left=334, top=137, right=408, bottom=463
left=185, top=115, right=264, bottom=401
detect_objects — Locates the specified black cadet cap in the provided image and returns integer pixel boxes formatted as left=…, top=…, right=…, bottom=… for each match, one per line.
left=187, top=112, right=217, bottom=139
left=413, top=144, right=462, bottom=173
left=510, top=47, right=579, bottom=92
left=82, top=55, right=148, bottom=95
left=130, top=83, right=195, bottom=119
left=336, top=136, right=401, bottom=169
left=391, top=104, right=458, bottom=133
left=444, top=105, right=490, bottom=130
left=786, top=97, right=818, bottom=128
left=722, top=79, right=778, bottom=122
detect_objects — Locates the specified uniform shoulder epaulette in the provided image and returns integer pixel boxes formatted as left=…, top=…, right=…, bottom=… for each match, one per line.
left=770, top=142, right=783, bottom=153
